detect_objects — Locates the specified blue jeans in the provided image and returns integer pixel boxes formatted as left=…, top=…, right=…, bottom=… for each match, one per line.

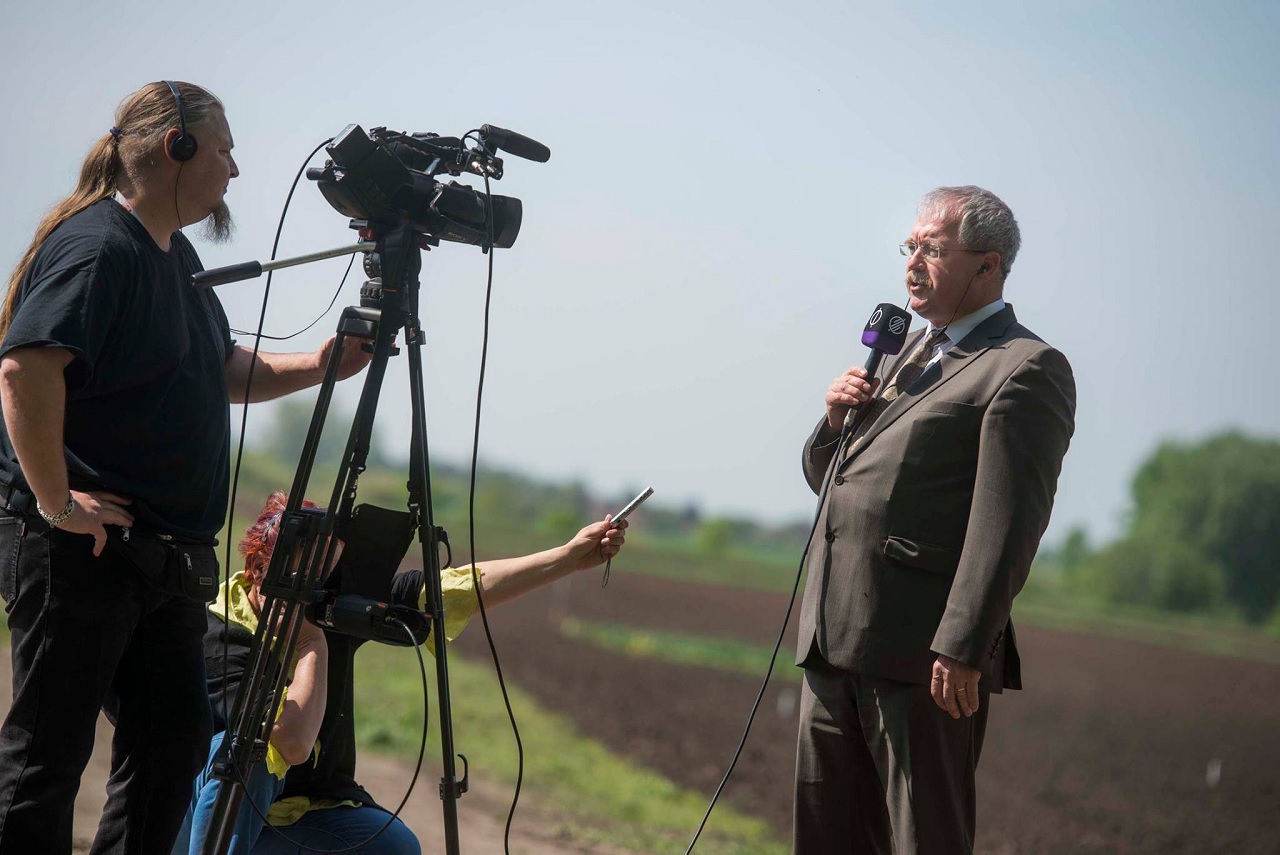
left=174, top=732, right=420, bottom=854
left=252, top=807, right=420, bottom=854
left=173, top=731, right=283, bottom=855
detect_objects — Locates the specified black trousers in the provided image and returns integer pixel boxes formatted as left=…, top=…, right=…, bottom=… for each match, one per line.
left=794, top=661, right=990, bottom=854
left=0, top=514, right=212, bottom=854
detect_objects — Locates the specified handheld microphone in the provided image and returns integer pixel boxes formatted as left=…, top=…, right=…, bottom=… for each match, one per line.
left=860, top=302, right=912, bottom=373
left=844, top=303, right=912, bottom=431
left=479, top=124, right=551, bottom=163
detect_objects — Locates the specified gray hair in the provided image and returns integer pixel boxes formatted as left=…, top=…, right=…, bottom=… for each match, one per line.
left=918, top=186, right=1021, bottom=278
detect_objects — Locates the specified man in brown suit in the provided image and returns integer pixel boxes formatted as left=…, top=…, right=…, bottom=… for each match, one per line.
left=793, top=186, right=1075, bottom=853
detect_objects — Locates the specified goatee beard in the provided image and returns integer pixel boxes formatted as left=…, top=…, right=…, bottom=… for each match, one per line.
left=197, top=201, right=235, bottom=244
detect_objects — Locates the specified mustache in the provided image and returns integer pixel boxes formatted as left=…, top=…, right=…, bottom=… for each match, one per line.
left=907, top=273, right=931, bottom=286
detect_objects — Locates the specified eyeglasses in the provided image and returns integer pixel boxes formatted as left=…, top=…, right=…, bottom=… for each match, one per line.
left=899, top=240, right=989, bottom=261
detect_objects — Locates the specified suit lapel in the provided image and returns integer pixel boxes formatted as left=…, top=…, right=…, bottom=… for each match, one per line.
left=839, top=306, right=1018, bottom=469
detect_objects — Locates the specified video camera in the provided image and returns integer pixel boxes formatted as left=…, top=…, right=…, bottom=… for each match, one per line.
left=306, top=123, right=549, bottom=249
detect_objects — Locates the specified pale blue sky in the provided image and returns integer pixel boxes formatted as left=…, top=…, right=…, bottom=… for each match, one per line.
left=3, top=0, right=1277, bottom=546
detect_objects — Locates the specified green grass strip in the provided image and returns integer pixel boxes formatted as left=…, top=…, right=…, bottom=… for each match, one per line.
left=558, top=600, right=1280, bottom=681
left=1011, top=598, right=1280, bottom=664
left=559, top=617, right=797, bottom=679
left=350, top=641, right=787, bottom=854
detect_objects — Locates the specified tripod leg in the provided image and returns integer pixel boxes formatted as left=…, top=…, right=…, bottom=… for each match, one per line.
left=202, top=309, right=381, bottom=855
left=403, top=250, right=465, bottom=855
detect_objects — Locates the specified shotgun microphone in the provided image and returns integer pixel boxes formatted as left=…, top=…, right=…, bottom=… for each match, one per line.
left=479, top=124, right=551, bottom=163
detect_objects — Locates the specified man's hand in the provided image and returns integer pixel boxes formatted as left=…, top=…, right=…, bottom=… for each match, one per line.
left=931, top=654, right=982, bottom=719
left=564, top=516, right=629, bottom=572
left=316, top=333, right=374, bottom=382
left=59, top=490, right=134, bottom=557
left=825, top=367, right=880, bottom=432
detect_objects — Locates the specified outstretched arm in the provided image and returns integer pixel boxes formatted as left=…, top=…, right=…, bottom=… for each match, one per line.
left=475, top=516, right=627, bottom=608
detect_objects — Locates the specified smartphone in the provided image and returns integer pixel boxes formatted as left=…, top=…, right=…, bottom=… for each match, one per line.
left=610, top=487, right=654, bottom=525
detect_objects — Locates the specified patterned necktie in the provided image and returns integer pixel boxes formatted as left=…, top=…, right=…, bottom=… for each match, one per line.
left=842, top=327, right=950, bottom=455
left=880, top=327, right=950, bottom=404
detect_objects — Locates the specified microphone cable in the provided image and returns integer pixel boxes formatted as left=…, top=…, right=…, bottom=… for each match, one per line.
left=686, top=270, right=989, bottom=849
left=454, top=146, right=527, bottom=855
left=238, top=617, right=433, bottom=853
left=683, top=413, right=852, bottom=853
left=215, top=136, right=433, bottom=851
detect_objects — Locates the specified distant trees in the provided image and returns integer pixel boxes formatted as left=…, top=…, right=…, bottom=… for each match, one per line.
left=258, top=398, right=395, bottom=470
left=1064, top=432, right=1280, bottom=625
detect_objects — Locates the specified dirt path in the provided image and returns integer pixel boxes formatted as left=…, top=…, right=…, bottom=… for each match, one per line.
left=0, top=646, right=621, bottom=854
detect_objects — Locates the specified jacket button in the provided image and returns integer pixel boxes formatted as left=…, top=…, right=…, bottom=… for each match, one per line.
left=834, top=475, right=845, bottom=485
left=824, top=530, right=835, bottom=542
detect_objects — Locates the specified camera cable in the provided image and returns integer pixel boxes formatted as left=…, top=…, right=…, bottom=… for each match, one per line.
left=216, top=137, right=429, bottom=852
left=457, top=163, right=529, bottom=855
left=684, top=413, right=849, bottom=852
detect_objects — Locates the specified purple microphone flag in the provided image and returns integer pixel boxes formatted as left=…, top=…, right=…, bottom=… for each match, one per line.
left=861, top=304, right=912, bottom=355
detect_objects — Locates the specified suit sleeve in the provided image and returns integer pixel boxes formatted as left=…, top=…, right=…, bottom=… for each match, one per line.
left=931, top=346, right=1076, bottom=668
left=801, top=418, right=843, bottom=495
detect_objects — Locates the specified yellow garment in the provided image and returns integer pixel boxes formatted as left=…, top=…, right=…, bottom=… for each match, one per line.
left=267, top=795, right=361, bottom=826
left=207, top=571, right=293, bottom=778
left=421, top=565, right=483, bottom=655
left=217, top=565, right=484, bottom=817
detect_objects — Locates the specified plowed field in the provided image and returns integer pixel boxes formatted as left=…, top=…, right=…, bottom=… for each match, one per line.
left=453, top=572, right=1280, bottom=853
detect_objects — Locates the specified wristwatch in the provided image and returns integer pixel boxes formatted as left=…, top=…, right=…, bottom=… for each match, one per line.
left=37, top=494, right=76, bottom=528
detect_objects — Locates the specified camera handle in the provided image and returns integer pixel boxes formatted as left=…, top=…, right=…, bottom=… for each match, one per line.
left=192, top=240, right=378, bottom=289
left=202, top=222, right=467, bottom=855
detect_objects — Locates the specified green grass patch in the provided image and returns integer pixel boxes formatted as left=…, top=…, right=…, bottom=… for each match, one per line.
left=556, top=601, right=1280, bottom=680
left=1012, top=598, right=1280, bottom=664
left=559, top=617, right=798, bottom=680
left=588, top=538, right=801, bottom=593
left=351, top=641, right=786, bottom=854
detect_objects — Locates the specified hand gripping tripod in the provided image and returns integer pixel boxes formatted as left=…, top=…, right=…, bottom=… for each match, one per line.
left=200, top=221, right=468, bottom=855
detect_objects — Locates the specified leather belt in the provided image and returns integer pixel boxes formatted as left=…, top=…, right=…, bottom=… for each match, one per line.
left=0, top=479, right=36, bottom=516
left=0, top=480, right=212, bottom=547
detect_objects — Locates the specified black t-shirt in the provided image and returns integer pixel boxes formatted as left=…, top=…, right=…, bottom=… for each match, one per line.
left=0, top=199, right=234, bottom=538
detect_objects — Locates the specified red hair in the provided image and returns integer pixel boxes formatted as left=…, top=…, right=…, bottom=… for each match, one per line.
left=238, top=491, right=321, bottom=586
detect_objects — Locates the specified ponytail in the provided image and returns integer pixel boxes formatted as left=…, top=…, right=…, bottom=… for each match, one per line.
left=0, top=81, right=224, bottom=340
left=0, top=134, right=122, bottom=339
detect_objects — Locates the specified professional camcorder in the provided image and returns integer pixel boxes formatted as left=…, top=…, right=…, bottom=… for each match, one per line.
left=306, top=123, right=549, bottom=249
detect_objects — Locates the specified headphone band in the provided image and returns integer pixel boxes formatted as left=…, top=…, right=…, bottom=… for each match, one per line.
left=163, top=80, right=197, bottom=162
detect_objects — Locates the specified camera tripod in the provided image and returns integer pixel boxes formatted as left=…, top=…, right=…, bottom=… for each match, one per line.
left=200, top=221, right=468, bottom=855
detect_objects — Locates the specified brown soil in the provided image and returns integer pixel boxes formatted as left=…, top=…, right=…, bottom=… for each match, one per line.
left=453, top=572, right=1280, bottom=854
left=7, top=569, right=1279, bottom=853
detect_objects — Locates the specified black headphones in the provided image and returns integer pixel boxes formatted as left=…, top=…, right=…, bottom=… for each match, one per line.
left=164, top=80, right=198, bottom=162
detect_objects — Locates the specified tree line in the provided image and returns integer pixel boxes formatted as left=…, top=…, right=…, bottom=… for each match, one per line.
left=1040, top=431, right=1280, bottom=631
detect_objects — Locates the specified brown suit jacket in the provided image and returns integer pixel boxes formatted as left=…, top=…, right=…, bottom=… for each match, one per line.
left=796, top=305, right=1075, bottom=690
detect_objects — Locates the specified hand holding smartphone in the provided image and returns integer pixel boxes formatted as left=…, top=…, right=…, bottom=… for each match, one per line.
left=602, top=487, right=652, bottom=587
left=610, top=487, right=653, bottom=525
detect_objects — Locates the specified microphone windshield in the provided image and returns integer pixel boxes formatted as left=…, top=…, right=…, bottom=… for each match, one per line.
left=861, top=303, right=912, bottom=355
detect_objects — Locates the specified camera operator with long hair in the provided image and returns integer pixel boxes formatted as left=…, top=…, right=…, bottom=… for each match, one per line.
left=0, top=81, right=372, bottom=854
left=175, top=490, right=627, bottom=855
